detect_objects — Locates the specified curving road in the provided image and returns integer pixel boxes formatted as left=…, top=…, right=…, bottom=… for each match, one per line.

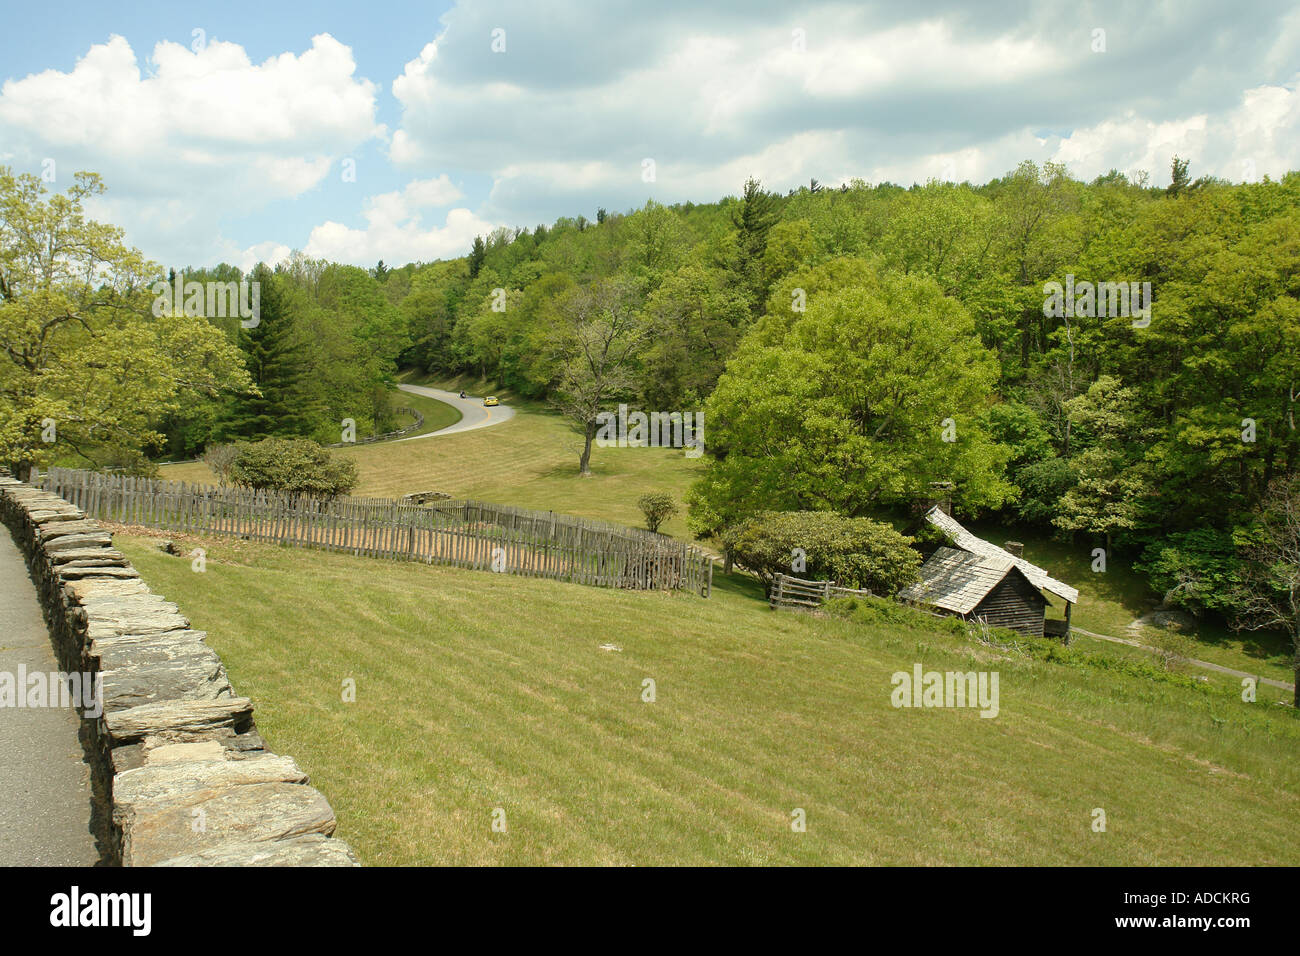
left=395, top=384, right=516, bottom=441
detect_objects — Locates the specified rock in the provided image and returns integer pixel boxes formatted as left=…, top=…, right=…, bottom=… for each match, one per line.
left=50, top=547, right=127, bottom=565
left=44, top=532, right=113, bottom=552
left=99, top=652, right=233, bottom=712
left=145, top=741, right=225, bottom=765
left=38, top=519, right=105, bottom=540
left=91, top=629, right=209, bottom=659
left=113, top=752, right=308, bottom=812
left=66, top=578, right=150, bottom=601
left=105, top=696, right=253, bottom=743
left=58, top=565, right=140, bottom=580
left=120, top=782, right=337, bottom=866
left=93, top=632, right=214, bottom=668
left=152, top=833, right=360, bottom=867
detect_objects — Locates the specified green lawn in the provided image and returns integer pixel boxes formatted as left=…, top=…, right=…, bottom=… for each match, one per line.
left=116, top=530, right=1300, bottom=866
left=163, top=382, right=704, bottom=540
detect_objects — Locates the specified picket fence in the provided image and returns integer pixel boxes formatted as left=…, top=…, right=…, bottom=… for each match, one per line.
left=41, top=467, right=713, bottom=596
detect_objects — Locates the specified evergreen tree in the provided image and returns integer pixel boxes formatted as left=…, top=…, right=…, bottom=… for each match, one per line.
left=220, top=264, right=312, bottom=440
left=468, top=236, right=487, bottom=278
left=730, top=177, right=780, bottom=317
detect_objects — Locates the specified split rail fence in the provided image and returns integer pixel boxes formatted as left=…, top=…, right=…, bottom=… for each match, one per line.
left=41, top=467, right=713, bottom=596
left=768, top=573, right=871, bottom=610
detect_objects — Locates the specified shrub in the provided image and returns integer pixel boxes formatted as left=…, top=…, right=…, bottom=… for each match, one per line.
left=201, top=443, right=238, bottom=487
left=638, top=492, right=679, bottom=533
left=1150, top=624, right=1199, bottom=673
left=228, top=438, right=358, bottom=503
left=725, top=510, right=921, bottom=594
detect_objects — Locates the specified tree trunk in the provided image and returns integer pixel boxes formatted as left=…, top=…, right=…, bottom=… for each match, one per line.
left=578, top=422, right=596, bottom=477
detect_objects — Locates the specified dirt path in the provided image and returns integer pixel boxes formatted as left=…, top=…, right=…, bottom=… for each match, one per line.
left=0, top=529, right=99, bottom=864
left=1071, top=626, right=1295, bottom=693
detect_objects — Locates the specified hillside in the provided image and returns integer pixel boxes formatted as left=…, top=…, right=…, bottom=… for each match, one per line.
left=115, top=527, right=1299, bottom=866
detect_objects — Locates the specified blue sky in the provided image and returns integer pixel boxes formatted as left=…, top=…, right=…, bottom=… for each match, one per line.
left=2, top=0, right=1297, bottom=270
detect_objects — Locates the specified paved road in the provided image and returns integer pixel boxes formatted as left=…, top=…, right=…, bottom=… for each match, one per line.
left=1073, top=626, right=1295, bottom=692
left=395, top=384, right=516, bottom=441
left=0, top=530, right=99, bottom=865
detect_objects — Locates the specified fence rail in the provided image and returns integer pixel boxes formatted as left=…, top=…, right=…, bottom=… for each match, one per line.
left=769, top=574, right=871, bottom=610
left=40, top=467, right=713, bottom=596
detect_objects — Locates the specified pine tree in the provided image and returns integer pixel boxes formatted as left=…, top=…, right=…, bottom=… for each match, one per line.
left=731, top=177, right=779, bottom=316
left=468, top=236, right=487, bottom=278
left=220, top=264, right=312, bottom=440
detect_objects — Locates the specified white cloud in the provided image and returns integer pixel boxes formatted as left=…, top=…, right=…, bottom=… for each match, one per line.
left=0, top=33, right=385, bottom=264
left=302, top=191, right=497, bottom=266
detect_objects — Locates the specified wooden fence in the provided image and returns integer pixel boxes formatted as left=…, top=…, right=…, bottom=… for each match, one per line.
left=769, top=574, right=871, bottom=610
left=40, top=467, right=713, bottom=596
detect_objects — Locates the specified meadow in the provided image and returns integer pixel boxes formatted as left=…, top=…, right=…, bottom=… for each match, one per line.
left=117, top=528, right=1299, bottom=866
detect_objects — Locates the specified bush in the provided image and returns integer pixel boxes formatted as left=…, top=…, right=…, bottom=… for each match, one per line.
left=725, top=510, right=921, bottom=594
left=201, top=443, right=238, bottom=487
left=1150, top=624, right=1198, bottom=673
left=228, top=438, right=358, bottom=503
left=638, top=492, right=678, bottom=533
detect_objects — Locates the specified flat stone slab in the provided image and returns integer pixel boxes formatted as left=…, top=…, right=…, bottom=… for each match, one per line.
left=38, top=520, right=106, bottom=540
left=113, top=752, right=308, bottom=812
left=50, top=547, right=127, bottom=564
left=100, top=652, right=232, bottom=713
left=106, top=696, right=253, bottom=743
left=44, top=533, right=113, bottom=552
left=93, top=630, right=212, bottom=667
left=121, top=781, right=337, bottom=866
left=152, top=833, right=359, bottom=867
left=58, top=565, right=139, bottom=580
left=66, top=578, right=150, bottom=601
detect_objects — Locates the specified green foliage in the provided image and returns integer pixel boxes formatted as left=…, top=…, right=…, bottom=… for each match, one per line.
left=637, top=492, right=678, bottom=533
left=228, top=438, right=358, bottom=502
left=1136, top=528, right=1247, bottom=615
left=725, top=510, right=921, bottom=593
left=690, top=269, right=1012, bottom=532
left=0, top=167, right=251, bottom=474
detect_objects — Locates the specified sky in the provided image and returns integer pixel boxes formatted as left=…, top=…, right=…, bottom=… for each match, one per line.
left=1, top=0, right=1297, bottom=271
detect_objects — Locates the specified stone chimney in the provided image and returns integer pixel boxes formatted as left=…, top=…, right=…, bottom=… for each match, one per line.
left=1004, top=541, right=1024, bottom=558
left=927, top=481, right=955, bottom=516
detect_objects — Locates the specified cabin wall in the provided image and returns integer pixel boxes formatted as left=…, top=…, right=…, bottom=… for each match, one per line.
left=970, top=574, right=1046, bottom=637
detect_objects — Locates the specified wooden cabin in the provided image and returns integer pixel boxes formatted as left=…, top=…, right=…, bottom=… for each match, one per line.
left=899, top=507, right=1079, bottom=638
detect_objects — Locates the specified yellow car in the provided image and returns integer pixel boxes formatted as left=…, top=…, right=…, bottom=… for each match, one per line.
left=483, top=396, right=499, bottom=407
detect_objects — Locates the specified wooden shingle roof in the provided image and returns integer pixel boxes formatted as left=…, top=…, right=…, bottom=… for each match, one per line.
left=898, top=547, right=1023, bottom=614
left=920, top=506, right=1079, bottom=605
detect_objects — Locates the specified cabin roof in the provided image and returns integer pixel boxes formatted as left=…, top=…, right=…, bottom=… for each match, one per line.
left=898, top=547, right=1045, bottom=615
left=919, top=506, right=1079, bottom=605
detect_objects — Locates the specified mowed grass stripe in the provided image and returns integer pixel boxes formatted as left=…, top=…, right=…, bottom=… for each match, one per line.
left=117, top=532, right=1300, bottom=866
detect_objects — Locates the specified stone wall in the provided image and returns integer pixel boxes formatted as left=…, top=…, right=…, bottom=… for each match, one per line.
left=0, top=476, right=359, bottom=866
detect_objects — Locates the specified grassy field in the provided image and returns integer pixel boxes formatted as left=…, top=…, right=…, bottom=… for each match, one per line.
left=116, top=529, right=1299, bottom=866
left=162, top=381, right=705, bottom=540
